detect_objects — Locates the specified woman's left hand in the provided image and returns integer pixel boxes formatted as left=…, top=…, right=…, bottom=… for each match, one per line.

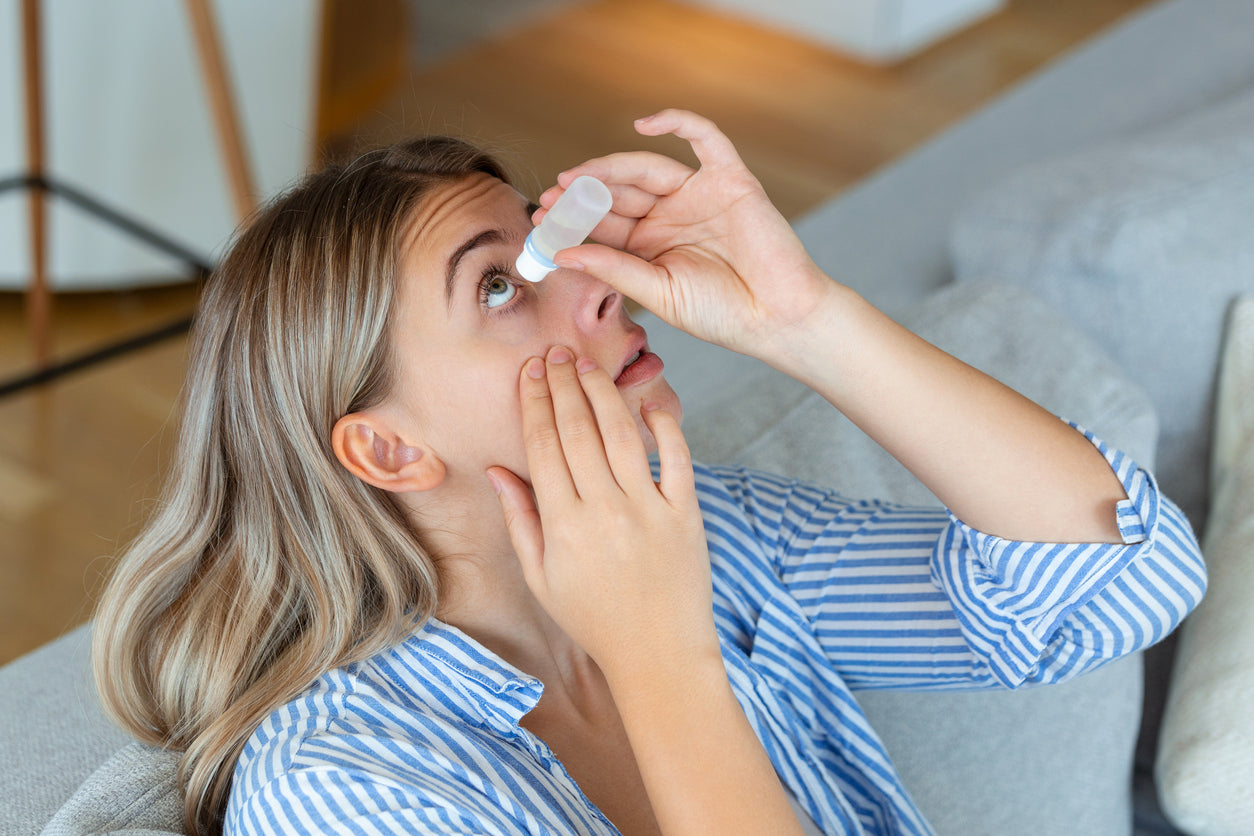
left=538, top=109, right=837, bottom=361
left=487, top=347, right=719, bottom=681
left=488, top=350, right=808, bottom=834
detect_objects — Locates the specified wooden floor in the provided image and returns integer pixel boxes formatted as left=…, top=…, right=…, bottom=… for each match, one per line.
left=0, top=0, right=1154, bottom=665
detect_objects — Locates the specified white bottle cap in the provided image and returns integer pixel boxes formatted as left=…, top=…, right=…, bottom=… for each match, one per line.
left=516, top=234, right=556, bottom=282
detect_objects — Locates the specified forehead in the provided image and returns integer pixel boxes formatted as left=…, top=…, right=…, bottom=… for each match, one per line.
left=401, top=173, right=529, bottom=257
left=396, top=173, right=530, bottom=311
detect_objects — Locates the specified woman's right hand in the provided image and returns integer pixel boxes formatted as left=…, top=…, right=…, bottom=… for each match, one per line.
left=487, top=345, right=719, bottom=681
left=537, top=109, right=838, bottom=365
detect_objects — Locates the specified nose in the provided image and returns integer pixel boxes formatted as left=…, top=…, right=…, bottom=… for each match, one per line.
left=543, top=268, right=624, bottom=331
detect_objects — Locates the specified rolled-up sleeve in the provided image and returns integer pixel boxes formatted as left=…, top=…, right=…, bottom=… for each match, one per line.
left=930, top=424, right=1207, bottom=688
left=699, top=425, right=1207, bottom=693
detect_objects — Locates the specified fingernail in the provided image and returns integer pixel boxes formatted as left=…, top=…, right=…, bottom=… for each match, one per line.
left=526, top=357, right=545, bottom=379
left=548, top=346, right=572, bottom=364
left=576, top=357, right=597, bottom=374
left=486, top=470, right=502, bottom=495
left=555, top=255, right=585, bottom=272
left=635, top=114, right=657, bottom=124
left=642, top=401, right=661, bottom=412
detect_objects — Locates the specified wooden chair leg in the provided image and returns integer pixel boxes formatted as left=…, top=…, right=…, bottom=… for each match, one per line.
left=22, top=0, right=51, bottom=367
left=184, top=0, right=257, bottom=222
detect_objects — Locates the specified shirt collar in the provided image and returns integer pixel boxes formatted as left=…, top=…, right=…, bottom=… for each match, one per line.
left=399, top=617, right=546, bottom=727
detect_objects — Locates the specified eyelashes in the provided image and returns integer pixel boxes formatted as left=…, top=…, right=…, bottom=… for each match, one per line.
left=478, top=260, right=525, bottom=314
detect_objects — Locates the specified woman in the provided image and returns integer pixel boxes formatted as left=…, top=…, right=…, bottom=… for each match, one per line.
left=93, top=110, right=1205, bottom=835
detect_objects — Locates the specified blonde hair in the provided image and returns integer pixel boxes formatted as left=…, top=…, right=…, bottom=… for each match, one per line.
left=92, top=137, right=511, bottom=834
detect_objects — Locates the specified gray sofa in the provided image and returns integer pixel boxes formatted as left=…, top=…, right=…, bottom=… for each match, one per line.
left=5, top=0, right=1252, bottom=832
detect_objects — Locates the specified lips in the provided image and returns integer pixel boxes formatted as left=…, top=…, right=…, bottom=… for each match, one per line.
left=614, top=349, right=643, bottom=384
left=614, top=347, right=664, bottom=388
left=613, top=331, right=648, bottom=383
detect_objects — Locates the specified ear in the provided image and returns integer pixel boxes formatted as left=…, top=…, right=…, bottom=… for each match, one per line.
left=331, top=412, right=446, bottom=494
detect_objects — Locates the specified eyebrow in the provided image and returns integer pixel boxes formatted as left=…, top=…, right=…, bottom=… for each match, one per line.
left=445, top=228, right=507, bottom=310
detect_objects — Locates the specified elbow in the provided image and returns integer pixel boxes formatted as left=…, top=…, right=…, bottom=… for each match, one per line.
left=1102, top=474, right=1208, bottom=656
left=1026, top=502, right=1206, bottom=687
left=1088, top=499, right=1208, bottom=664
left=1141, top=497, right=1208, bottom=646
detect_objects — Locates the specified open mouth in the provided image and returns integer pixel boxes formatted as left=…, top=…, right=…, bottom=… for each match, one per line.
left=614, top=348, right=663, bottom=388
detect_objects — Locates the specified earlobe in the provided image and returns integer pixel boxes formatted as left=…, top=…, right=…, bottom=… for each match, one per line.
left=331, top=413, right=446, bottom=493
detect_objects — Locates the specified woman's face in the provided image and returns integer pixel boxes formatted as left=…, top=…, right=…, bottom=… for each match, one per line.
left=383, top=172, right=681, bottom=486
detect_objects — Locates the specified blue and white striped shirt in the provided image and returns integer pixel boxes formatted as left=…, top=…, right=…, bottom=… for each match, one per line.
left=226, top=427, right=1205, bottom=835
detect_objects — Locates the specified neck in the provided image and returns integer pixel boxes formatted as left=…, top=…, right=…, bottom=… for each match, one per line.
left=404, top=475, right=595, bottom=693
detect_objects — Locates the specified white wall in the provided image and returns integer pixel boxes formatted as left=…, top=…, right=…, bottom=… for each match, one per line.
left=0, top=0, right=319, bottom=290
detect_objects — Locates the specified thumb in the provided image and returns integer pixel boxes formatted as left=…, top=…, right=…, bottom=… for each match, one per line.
left=556, top=243, right=674, bottom=320
left=487, top=467, right=546, bottom=590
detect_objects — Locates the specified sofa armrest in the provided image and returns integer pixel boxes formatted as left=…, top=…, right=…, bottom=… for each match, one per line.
left=0, top=624, right=134, bottom=832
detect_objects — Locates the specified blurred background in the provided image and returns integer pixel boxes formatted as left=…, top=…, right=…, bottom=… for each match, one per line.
left=0, top=0, right=1152, bottom=665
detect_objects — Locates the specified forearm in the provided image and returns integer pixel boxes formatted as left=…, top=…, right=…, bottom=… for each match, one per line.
left=606, top=650, right=805, bottom=836
left=764, top=281, right=1126, bottom=544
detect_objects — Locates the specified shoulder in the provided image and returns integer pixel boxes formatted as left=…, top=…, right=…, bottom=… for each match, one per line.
left=693, top=461, right=877, bottom=550
left=230, top=661, right=381, bottom=803
left=224, top=625, right=595, bottom=833
left=228, top=633, right=479, bottom=813
left=693, top=461, right=806, bottom=528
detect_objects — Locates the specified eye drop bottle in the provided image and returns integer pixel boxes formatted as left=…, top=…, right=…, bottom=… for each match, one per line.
left=516, top=175, right=613, bottom=282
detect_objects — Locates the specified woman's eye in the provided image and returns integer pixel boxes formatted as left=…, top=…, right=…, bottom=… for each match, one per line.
left=483, top=275, right=517, bottom=309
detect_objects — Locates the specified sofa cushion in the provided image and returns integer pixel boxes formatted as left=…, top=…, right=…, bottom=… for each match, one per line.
left=949, top=84, right=1254, bottom=532
left=0, top=624, right=134, bottom=833
left=1156, top=295, right=1254, bottom=835
left=42, top=742, right=183, bottom=836
left=678, top=280, right=1158, bottom=493
left=670, top=280, right=1157, bottom=835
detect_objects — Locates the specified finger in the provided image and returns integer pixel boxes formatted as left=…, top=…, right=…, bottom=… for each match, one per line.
left=558, top=151, right=694, bottom=197
left=531, top=204, right=640, bottom=252
left=540, top=182, right=660, bottom=220
left=554, top=243, right=675, bottom=320
left=607, top=183, right=663, bottom=218
left=518, top=357, right=577, bottom=506
left=641, top=404, right=696, bottom=504
left=544, top=346, right=613, bottom=497
left=635, top=109, right=746, bottom=172
left=488, top=467, right=548, bottom=595
left=588, top=211, right=641, bottom=251
left=575, top=359, right=654, bottom=491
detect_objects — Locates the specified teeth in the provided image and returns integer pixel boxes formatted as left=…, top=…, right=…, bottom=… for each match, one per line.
left=617, top=350, right=643, bottom=381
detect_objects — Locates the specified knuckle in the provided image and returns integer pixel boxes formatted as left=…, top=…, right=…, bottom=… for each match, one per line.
left=664, top=448, right=693, bottom=471
left=601, top=418, right=639, bottom=449
left=557, top=417, right=596, bottom=447
left=526, top=425, right=562, bottom=453
left=521, top=383, right=553, bottom=408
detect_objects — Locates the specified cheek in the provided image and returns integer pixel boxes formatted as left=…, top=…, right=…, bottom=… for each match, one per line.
left=477, top=303, right=555, bottom=349
left=464, top=358, right=527, bottom=428
left=468, top=355, right=533, bottom=468
left=398, top=348, right=527, bottom=459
